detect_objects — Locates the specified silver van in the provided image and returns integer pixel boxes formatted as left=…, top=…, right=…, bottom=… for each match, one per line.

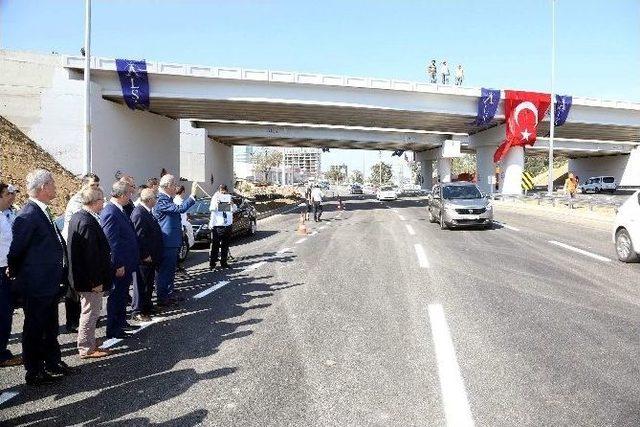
left=427, top=182, right=493, bottom=230
left=579, top=176, right=617, bottom=193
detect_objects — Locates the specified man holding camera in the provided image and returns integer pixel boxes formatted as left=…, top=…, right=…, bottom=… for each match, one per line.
left=209, top=185, right=236, bottom=270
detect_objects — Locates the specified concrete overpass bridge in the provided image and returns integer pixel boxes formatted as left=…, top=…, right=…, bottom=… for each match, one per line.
left=1, top=50, right=638, bottom=194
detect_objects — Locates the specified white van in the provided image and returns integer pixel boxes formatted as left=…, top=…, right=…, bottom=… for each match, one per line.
left=580, top=176, right=617, bottom=193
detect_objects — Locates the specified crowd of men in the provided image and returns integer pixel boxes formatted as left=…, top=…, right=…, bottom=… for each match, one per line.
left=426, top=59, right=464, bottom=85
left=0, top=169, right=198, bottom=386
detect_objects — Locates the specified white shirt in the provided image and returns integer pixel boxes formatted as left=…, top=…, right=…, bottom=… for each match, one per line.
left=0, top=211, right=12, bottom=267
left=209, top=192, right=236, bottom=227
left=2, top=208, right=16, bottom=226
left=174, top=195, right=188, bottom=225
left=441, top=64, right=450, bottom=75
left=455, top=67, right=464, bottom=78
left=310, top=188, right=324, bottom=202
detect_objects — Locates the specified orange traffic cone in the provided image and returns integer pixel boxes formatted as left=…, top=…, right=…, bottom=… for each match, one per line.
left=297, top=214, right=309, bottom=235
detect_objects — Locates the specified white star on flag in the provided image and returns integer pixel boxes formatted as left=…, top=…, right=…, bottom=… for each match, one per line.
left=521, top=129, right=531, bottom=141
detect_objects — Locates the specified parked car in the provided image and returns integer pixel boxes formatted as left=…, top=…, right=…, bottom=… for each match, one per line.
left=580, top=176, right=618, bottom=193
left=350, top=184, right=363, bottom=195
left=376, top=186, right=398, bottom=201
left=427, top=182, right=493, bottom=229
left=187, top=195, right=258, bottom=245
left=612, top=191, right=640, bottom=262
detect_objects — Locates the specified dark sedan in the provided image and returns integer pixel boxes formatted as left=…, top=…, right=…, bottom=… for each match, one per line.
left=187, top=196, right=258, bottom=244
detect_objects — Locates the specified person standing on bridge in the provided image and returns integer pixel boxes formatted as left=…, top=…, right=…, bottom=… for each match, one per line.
left=427, top=59, right=437, bottom=84
left=440, top=60, right=450, bottom=85
left=311, top=185, right=324, bottom=222
left=455, top=65, right=464, bottom=86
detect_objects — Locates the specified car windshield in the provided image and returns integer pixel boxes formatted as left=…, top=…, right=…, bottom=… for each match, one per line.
left=603, top=177, right=615, bottom=183
left=442, top=185, right=482, bottom=200
left=187, top=199, right=211, bottom=214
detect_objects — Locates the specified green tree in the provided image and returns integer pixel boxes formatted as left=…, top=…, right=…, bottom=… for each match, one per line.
left=325, top=165, right=347, bottom=184
left=252, top=149, right=283, bottom=182
left=350, top=170, right=364, bottom=184
left=369, top=162, right=393, bottom=185
left=451, top=154, right=476, bottom=176
left=524, top=154, right=567, bottom=178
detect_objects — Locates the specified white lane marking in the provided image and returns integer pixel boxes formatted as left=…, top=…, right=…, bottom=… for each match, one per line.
left=549, top=240, right=611, bottom=262
left=405, top=224, right=416, bottom=236
left=193, top=281, right=230, bottom=299
left=428, top=304, right=474, bottom=427
left=129, top=318, right=161, bottom=335
left=0, top=391, right=19, bottom=405
left=392, top=209, right=399, bottom=213
left=493, top=221, right=520, bottom=232
left=277, top=247, right=292, bottom=255
left=245, top=261, right=267, bottom=272
left=398, top=214, right=406, bottom=221
left=100, top=338, right=123, bottom=349
left=309, top=231, right=318, bottom=236
left=414, top=244, right=430, bottom=268
left=319, top=226, right=327, bottom=230
left=295, top=238, right=307, bottom=244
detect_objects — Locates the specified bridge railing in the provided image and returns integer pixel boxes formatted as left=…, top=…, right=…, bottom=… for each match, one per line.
left=492, top=192, right=623, bottom=213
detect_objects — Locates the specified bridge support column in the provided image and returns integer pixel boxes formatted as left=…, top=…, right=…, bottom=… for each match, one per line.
left=475, top=145, right=495, bottom=195
left=180, top=120, right=234, bottom=194
left=415, top=151, right=433, bottom=190
left=500, top=146, right=524, bottom=195
left=437, top=157, right=452, bottom=183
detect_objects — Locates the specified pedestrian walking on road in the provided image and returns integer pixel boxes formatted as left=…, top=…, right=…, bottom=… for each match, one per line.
left=304, top=186, right=313, bottom=222
left=564, top=173, right=578, bottom=199
left=209, top=185, right=236, bottom=270
left=68, top=187, right=112, bottom=359
left=311, top=185, right=324, bottom=222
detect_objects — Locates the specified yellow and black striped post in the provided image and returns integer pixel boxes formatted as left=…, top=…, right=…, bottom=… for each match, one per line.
left=521, top=171, right=534, bottom=193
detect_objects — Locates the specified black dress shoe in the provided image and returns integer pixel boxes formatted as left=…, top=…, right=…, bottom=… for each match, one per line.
left=26, top=371, right=62, bottom=386
left=46, top=361, right=80, bottom=376
left=220, top=263, right=230, bottom=269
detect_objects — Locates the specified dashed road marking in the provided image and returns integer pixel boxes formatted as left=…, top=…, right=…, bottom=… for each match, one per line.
left=277, top=247, right=292, bottom=255
left=128, top=318, right=161, bottom=335
left=319, top=226, right=327, bottom=230
left=295, top=238, right=307, bottom=244
left=245, top=261, right=267, bottom=272
left=405, top=224, right=416, bottom=236
left=428, top=304, right=474, bottom=427
left=414, top=243, right=430, bottom=268
left=549, top=240, right=611, bottom=262
left=493, top=221, right=520, bottom=232
left=193, top=281, right=230, bottom=299
left=309, top=231, right=318, bottom=236
left=398, top=214, right=406, bottom=221
left=100, top=338, right=123, bottom=349
left=0, top=391, right=19, bottom=406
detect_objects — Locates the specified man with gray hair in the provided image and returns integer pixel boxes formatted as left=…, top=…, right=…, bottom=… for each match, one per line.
left=100, top=181, right=140, bottom=339
left=153, top=174, right=196, bottom=306
left=9, top=169, right=77, bottom=385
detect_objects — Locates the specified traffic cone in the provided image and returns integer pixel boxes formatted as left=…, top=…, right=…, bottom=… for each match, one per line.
left=297, top=214, right=309, bottom=235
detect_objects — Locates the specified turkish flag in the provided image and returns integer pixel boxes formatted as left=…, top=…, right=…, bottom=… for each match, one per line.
left=493, top=90, right=551, bottom=163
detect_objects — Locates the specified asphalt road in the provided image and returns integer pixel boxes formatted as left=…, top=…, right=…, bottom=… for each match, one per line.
left=2, top=195, right=640, bottom=426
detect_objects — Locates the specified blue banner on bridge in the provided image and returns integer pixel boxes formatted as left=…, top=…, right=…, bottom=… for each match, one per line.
left=115, top=59, right=150, bottom=110
left=474, top=88, right=501, bottom=126
left=554, top=94, right=572, bottom=126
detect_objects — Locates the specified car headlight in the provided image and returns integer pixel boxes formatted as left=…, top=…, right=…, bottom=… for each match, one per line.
left=486, top=202, right=493, bottom=210
left=201, top=224, right=209, bottom=230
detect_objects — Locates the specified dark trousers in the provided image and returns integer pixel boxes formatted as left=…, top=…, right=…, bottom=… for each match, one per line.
left=0, top=270, right=14, bottom=362
left=22, top=295, right=62, bottom=374
left=134, top=264, right=156, bottom=315
left=106, top=273, right=132, bottom=338
left=209, top=226, right=231, bottom=266
left=313, top=202, right=323, bottom=221
left=64, top=293, right=80, bottom=329
left=156, top=247, right=178, bottom=302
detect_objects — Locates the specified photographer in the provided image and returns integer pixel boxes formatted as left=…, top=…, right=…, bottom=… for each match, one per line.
left=208, top=185, right=237, bottom=270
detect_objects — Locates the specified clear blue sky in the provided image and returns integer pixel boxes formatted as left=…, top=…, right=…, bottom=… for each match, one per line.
left=2, top=0, right=638, bottom=175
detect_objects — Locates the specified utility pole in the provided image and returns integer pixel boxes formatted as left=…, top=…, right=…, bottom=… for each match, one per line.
left=547, top=0, right=556, bottom=195
left=83, top=0, right=92, bottom=173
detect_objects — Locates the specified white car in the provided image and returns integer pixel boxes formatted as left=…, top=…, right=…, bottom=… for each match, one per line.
left=612, top=191, right=640, bottom=262
left=377, top=186, right=398, bottom=201
left=580, top=176, right=618, bottom=193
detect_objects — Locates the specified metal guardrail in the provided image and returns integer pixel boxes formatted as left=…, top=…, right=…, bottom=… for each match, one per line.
left=492, top=193, right=623, bottom=212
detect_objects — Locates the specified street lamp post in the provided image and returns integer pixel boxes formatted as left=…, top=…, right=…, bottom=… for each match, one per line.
left=83, top=0, right=92, bottom=174
left=547, top=0, right=556, bottom=195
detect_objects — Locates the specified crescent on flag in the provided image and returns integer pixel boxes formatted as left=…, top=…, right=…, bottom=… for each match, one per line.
left=513, top=101, right=539, bottom=126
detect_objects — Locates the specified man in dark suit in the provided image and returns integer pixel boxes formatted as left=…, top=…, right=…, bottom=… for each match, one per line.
left=153, top=174, right=195, bottom=306
left=8, top=170, right=78, bottom=385
left=101, top=181, right=139, bottom=339
left=130, top=188, right=163, bottom=321
left=67, top=187, right=112, bottom=359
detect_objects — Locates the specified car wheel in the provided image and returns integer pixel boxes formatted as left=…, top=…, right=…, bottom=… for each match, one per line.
left=178, top=236, right=190, bottom=262
left=615, top=228, right=639, bottom=262
left=439, top=213, right=448, bottom=230
left=595, top=187, right=601, bottom=194
left=248, top=220, right=257, bottom=236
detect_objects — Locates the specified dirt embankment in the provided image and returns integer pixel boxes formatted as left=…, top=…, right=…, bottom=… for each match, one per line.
left=1, top=116, right=80, bottom=215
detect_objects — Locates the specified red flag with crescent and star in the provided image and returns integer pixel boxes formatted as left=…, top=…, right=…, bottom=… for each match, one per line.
left=493, top=90, right=551, bottom=163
